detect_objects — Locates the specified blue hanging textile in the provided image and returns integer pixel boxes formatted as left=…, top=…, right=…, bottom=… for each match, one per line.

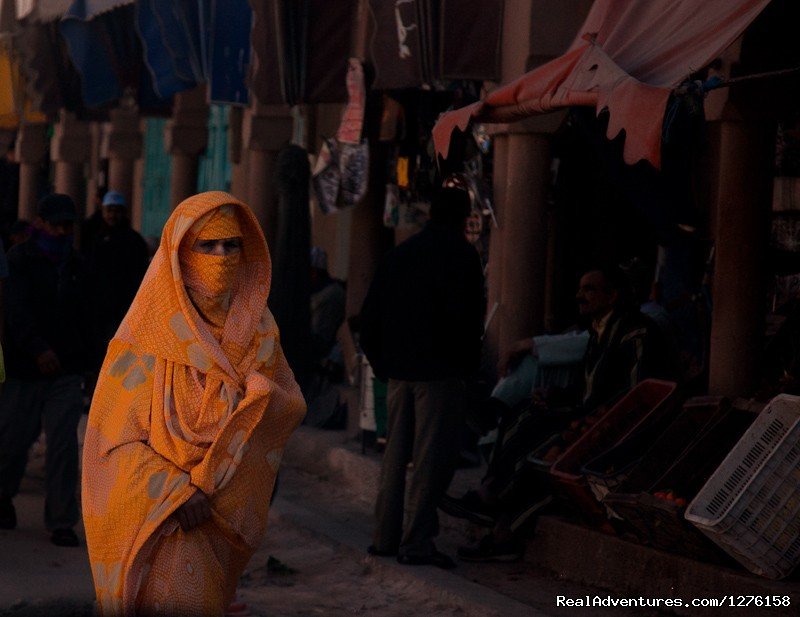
left=208, top=0, right=251, bottom=105
left=59, top=1, right=166, bottom=111
left=59, top=0, right=127, bottom=107
left=135, top=0, right=211, bottom=100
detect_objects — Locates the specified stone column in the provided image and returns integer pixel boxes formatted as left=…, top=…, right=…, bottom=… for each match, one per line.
left=101, top=107, right=143, bottom=208
left=85, top=122, right=103, bottom=216
left=497, top=133, right=551, bottom=353
left=51, top=110, right=91, bottom=213
left=228, top=106, right=248, bottom=201
left=345, top=185, right=391, bottom=319
left=243, top=101, right=293, bottom=247
left=15, top=122, right=49, bottom=221
left=165, top=86, right=208, bottom=209
left=483, top=134, right=509, bottom=375
left=708, top=120, right=773, bottom=397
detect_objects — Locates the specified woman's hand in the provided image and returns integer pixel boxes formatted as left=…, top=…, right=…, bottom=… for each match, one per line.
left=174, top=490, right=212, bottom=531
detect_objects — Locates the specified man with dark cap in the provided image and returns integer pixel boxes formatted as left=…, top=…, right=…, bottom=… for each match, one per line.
left=0, top=194, right=90, bottom=546
left=82, top=190, right=149, bottom=372
left=360, top=187, right=485, bottom=568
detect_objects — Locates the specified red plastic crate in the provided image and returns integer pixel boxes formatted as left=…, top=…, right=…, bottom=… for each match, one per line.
left=549, top=379, right=680, bottom=524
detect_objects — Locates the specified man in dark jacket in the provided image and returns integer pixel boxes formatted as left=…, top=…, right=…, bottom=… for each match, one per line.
left=360, top=187, right=485, bottom=568
left=0, top=194, right=91, bottom=546
left=82, top=190, right=149, bottom=372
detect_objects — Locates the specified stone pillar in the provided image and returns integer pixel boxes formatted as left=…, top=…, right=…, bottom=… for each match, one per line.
left=228, top=106, right=248, bottom=201
left=101, top=107, right=143, bottom=209
left=51, top=110, right=91, bottom=213
left=131, top=121, right=146, bottom=232
left=85, top=122, right=103, bottom=216
left=165, top=86, right=208, bottom=209
left=243, top=101, right=293, bottom=247
left=345, top=195, right=390, bottom=318
left=497, top=133, right=551, bottom=353
left=708, top=120, right=773, bottom=397
left=15, top=122, right=49, bottom=221
left=483, top=134, right=509, bottom=374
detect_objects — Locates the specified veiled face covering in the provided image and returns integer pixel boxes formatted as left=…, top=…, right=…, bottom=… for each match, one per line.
left=179, top=206, right=244, bottom=328
left=181, top=251, right=241, bottom=298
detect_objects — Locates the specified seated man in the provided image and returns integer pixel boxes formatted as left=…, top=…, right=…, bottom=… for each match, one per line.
left=442, top=265, right=680, bottom=561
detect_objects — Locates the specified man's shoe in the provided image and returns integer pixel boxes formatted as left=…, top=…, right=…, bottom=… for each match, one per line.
left=397, top=550, right=456, bottom=570
left=51, top=528, right=80, bottom=547
left=367, top=544, right=397, bottom=557
left=0, top=498, right=16, bottom=530
left=457, top=534, right=523, bottom=562
left=438, top=491, right=497, bottom=527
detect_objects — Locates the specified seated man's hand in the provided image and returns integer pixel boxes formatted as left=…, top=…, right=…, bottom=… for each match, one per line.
left=174, top=490, right=212, bottom=532
left=499, top=338, right=535, bottom=376
left=36, top=349, right=62, bottom=377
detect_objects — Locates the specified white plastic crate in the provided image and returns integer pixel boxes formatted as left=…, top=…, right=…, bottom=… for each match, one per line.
left=685, top=394, right=800, bottom=579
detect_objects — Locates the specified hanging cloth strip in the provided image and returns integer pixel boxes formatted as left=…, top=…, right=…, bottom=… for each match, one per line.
left=135, top=0, right=203, bottom=100
left=433, top=0, right=772, bottom=169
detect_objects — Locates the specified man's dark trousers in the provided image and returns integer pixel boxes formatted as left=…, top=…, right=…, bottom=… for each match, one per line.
left=0, top=375, right=83, bottom=530
left=373, top=378, right=464, bottom=557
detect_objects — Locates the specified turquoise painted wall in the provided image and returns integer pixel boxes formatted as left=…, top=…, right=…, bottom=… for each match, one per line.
left=140, top=104, right=232, bottom=239
left=141, top=118, right=172, bottom=240
left=198, top=104, right=233, bottom=193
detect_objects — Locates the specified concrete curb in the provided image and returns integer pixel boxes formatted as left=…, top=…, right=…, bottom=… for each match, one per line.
left=283, top=426, right=800, bottom=616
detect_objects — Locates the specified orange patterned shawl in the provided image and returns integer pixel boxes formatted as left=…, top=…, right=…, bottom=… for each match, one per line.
left=82, top=191, right=306, bottom=616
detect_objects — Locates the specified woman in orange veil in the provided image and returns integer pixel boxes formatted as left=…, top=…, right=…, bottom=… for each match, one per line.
left=82, top=191, right=306, bottom=616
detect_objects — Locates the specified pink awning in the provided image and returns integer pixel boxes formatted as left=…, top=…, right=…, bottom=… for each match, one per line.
left=433, top=0, right=772, bottom=168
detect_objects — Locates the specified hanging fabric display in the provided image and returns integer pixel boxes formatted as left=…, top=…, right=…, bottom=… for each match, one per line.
left=312, top=138, right=340, bottom=215
left=209, top=0, right=252, bottom=105
left=249, top=0, right=355, bottom=106
left=60, top=2, right=165, bottom=110
left=339, top=139, right=369, bottom=209
left=135, top=0, right=200, bottom=99
left=367, top=0, right=426, bottom=89
left=311, top=137, right=370, bottom=213
left=336, top=59, right=365, bottom=145
left=60, top=2, right=132, bottom=107
left=312, top=55, right=370, bottom=214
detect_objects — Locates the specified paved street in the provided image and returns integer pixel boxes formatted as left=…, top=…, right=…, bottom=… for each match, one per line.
left=0, top=424, right=661, bottom=617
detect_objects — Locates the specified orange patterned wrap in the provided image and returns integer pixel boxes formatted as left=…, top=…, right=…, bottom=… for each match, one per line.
left=82, top=191, right=306, bottom=616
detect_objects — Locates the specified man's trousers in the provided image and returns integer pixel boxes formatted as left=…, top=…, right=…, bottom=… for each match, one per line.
left=0, top=375, right=84, bottom=530
left=372, top=378, right=464, bottom=557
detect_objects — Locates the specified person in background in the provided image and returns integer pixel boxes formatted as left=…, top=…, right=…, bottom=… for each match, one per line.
left=0, top=194, right=90, bottom=546
left=360, top=187, right=485, bottom=569
left=83, top=190, right=150, bottom=372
